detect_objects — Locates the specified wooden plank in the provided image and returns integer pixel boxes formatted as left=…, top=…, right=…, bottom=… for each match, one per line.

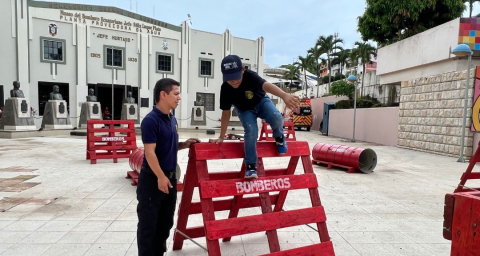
left=189, top=194, right=280, bottom=214
left=456, top=141, right=480, bottom=192
left=302, top=156, right=330, bottom=243
left=259, top=241, right=334, bottom=256
left=257, top=158, right=281, bottom=253
left=460, top=172, right=480, bottom=180
left=88, top=145, right=137, bottom=151
left=208, top=169, right=287, bottom=181
left=199, top=174, right=318, bottom=198
left=87, top=120, right=134, bottom=125
left=204, top=206, right=327, bottom=240
left=193, top=141, right=310, bottom=160
left=443, top=193, right=455, bottom=240
left=88, top=128, right=135, bottom=133
left=223, top=163, right=246, bottom=242
left=196, top=160, right=221, bottom=256
left=90, top=137, right=136, bottom=142
left=451, top=193, right=480, bottom=255
left=273, top=156, right=299, bottom=212
left=173, top=158, right=199, bottom=251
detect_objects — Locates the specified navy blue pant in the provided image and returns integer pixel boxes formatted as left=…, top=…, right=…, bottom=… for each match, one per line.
left=137, top=166, right=177, bottom=256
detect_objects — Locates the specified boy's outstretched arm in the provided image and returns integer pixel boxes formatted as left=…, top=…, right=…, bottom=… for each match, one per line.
left=209, top=109, right=231, bottom=144
left=262, top=82, right=301, bottom=110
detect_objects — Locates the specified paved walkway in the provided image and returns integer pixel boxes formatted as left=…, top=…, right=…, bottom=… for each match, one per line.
left=0, top=130, right=469, bottom=255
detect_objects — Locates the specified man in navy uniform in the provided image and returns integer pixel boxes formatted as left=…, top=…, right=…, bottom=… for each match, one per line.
left=137, top=78, right=200, bottom=255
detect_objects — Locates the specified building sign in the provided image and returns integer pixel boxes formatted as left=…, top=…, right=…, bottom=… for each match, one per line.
left=458, top=17, right=480, bottom=51
left=471, top=66, right=480, bottom=131
left=60, top=10, right=162, bottom=35
left=49, top=23, right=58, bottom=36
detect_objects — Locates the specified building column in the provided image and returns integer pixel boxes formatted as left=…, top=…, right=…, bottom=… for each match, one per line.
left=75, top=23, right=87, bottom=127
left=15, top=0, right=30, bottom=97
left=179, top=21, right=190, bottom=128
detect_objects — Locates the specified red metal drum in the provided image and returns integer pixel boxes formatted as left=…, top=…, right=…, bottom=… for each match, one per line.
left=129, top=148, right=144, bottom=173
left=312, top=143, right=377, bottom=173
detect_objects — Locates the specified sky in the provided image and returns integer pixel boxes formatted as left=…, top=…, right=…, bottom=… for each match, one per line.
left=42, top=0, right=479, bottom=68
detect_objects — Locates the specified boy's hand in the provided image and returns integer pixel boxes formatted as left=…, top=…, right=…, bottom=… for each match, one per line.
left=209, top=138, right=224, bottom=144
left=282, top=94, right=301, bottom=110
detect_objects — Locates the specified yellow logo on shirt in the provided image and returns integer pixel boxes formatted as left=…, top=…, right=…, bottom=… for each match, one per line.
left=245, top=91, right=253, bottom=99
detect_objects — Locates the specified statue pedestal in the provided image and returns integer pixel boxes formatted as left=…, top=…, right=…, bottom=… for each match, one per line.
left=190, top=106, right=206, bottom=126
left=41, top=100, right=73, bottom=130
left=121, top=103, right=139, bottom=125
left=79, top=102, right=103, bottom=128
left=0, top=98, right=37, bottom=131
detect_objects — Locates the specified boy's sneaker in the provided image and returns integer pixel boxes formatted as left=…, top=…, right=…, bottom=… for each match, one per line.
left=275, top=136, right=288, bottom=154
left=245, top=164, right=258, bottom=179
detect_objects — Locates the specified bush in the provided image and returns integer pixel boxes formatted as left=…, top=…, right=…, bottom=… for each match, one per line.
left=333, top=74, right=346, bottom=81
left=335, top=100, right=352, bottom=109
left=334, top=98, right=385, bottom=109
left=330, top=80, right=354, bottom=99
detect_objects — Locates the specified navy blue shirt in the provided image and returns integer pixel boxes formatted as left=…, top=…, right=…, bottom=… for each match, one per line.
left=220, top=69, right=266, bottom=111
left=141, top=106, right=178, bottom=173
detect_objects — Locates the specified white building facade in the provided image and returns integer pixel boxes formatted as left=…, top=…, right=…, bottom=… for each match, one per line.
left=0, top=0, right=265, bottom=129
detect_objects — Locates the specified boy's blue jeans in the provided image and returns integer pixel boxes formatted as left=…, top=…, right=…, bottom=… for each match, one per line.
left=235, top=96, right=284, bottom=166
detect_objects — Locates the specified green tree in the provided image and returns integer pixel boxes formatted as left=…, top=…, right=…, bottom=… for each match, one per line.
left=294, top=55, right=314, bottom=98
left=331, top=80, right=355, bottom=99
left=332, top=49, right=351, bottom=76
left=351, top=41, right=377, bottom=98
left=308, top=46, right=326, bottom=97
left=315, top=35, right=344, bottom=93
left=358, top=0, right=465, bottom=45
left=283, top=64, right=300, bottom=92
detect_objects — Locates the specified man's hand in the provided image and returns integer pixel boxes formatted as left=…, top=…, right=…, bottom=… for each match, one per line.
left=282, top=94, right=301, bottom=110
left=158, top=176, right=173, bottom=194
left=209, top=137, right=224, bottom=144
left=184, top=138, right=201, bottom=147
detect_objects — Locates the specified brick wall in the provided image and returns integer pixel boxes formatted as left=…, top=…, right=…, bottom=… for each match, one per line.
left=398, top=69, right=475, bottom=158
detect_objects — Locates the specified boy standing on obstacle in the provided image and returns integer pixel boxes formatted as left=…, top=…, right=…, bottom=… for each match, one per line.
left=210, top=55, right=300, bottom=179
left=137, top=78, right=200, bottom=256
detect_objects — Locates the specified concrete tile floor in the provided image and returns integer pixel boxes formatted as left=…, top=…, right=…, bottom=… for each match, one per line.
left=0, top=129, right=472, bottom=256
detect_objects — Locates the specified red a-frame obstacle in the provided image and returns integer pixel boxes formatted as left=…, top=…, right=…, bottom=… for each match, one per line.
left=173, top=141, right=334, bottom=256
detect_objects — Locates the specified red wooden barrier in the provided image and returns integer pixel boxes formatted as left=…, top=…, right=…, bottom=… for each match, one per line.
left=173, top=141, right=334, bottom=256
left=454, top=141, right=480, bottom=193
left=86, top=120, right=137, bottom=164
left=449, top=191, right=480, bottom=255
left=259, top=121, right=296, bottom=141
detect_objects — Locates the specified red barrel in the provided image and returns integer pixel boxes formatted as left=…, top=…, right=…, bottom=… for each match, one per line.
left=312, top=143, right=377, bottom=174
left=129, top=148, right=144, bottom=173
left=129, top=148, right=182, bottom=179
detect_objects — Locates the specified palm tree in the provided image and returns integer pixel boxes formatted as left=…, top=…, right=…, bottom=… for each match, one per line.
left=283, top=64, right=300, bottom=93
left=352, top=41, right=377, bottom=98
left=332, top=49, right=351, bottom=76
left=294, top=55, right=314, bottom=98
left=464, top=0, right=480, bottom=17
left=315, top=35, right=344, bottom=94
left=307, top=46, right=325, bottom=97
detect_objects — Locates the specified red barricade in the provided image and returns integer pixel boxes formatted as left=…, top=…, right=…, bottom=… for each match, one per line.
left=86, top=120, right=137, bottom=164
left=445, top=191, right=480, bottom=255
left=172, top=141, right=334, bottom=256
left=259, top=121, right=296, bottom=141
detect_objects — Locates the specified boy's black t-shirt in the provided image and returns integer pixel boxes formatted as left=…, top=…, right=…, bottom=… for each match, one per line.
left=220, top=69, right=267, bottom=111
